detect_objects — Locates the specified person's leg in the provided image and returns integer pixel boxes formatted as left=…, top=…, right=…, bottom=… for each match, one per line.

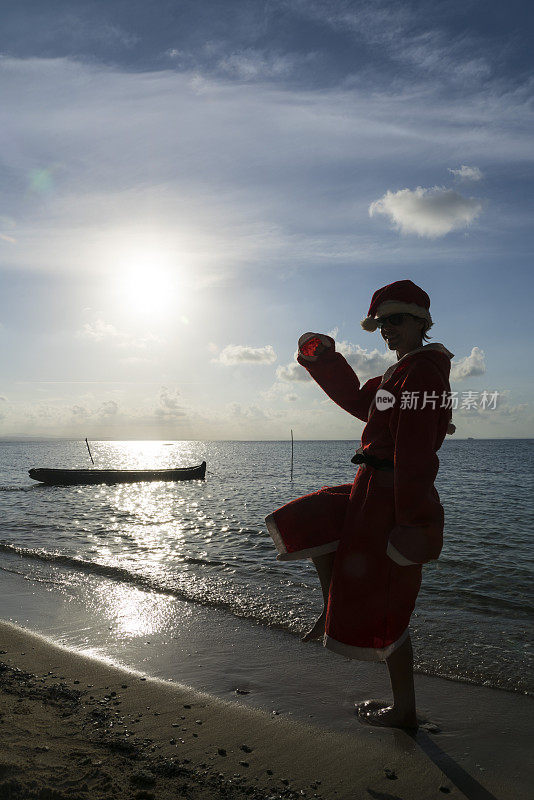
left=301, top=551, right=336, bottom=642
left=385, top=633, right=417, bottom=724
left=357, top=634, right=418, bottom=728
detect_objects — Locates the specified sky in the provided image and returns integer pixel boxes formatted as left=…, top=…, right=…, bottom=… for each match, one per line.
left=1, top=0, right=533, bottom=440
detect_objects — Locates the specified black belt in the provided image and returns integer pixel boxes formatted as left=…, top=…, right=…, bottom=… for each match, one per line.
left=351, top=452, right=394, bottom=471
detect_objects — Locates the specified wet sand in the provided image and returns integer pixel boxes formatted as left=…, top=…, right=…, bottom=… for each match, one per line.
left=0, top=620, right=472, bottom=800
left=1, top=560, right=533, bottom=800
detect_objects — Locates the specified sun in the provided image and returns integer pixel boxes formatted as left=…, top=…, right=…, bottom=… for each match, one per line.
left=113, top=249, right=179, bottom=316
left=101, top=230, right=195, bottom=322
left=123, top=264, right=173, bottom=314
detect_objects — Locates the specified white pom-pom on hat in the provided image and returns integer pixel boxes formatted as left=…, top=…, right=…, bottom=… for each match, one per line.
left=360, top=316, right=379, bottom=332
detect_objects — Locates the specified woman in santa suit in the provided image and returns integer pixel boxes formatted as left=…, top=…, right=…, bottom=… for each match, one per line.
left=265, top=279, right=454, bottom=729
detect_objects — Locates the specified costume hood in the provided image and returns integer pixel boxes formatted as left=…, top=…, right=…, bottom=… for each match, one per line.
left=397, top=343, right=455, bottom=434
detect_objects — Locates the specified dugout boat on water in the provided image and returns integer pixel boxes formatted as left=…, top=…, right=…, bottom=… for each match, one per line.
left=28, top=461, right=207, bottom=486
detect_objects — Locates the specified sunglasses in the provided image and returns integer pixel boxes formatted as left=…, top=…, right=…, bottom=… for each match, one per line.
left=375, top=313, right=414, bottom=328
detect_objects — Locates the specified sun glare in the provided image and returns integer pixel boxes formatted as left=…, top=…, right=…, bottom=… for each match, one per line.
left=123, top=265, right=172, bottom=314
left=112, top=248, right=181, bottom=317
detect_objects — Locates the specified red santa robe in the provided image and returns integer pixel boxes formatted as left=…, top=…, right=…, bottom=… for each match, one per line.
left=265, top=339, right=454, bottom=661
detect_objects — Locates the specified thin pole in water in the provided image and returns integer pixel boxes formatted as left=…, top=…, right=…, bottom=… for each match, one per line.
left=85, top=438, right=95, bottom=465
left=290, top=429, right=294, bottom=481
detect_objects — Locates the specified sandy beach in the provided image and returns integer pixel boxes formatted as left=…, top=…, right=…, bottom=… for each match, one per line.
left=0, top=620, right=480, bottom=800
left=1, top=553, right=533, bottom=800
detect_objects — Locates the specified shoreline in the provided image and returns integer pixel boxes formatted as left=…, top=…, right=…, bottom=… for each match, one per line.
left=1, top=620, right=463, bottom=800
left=1, top=562, right=533, bottom=800
left=0, top=543, right=529, bottom=698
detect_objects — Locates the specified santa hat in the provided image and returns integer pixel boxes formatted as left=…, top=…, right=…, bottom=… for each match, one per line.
left=361, top=279, right=433, bottom=332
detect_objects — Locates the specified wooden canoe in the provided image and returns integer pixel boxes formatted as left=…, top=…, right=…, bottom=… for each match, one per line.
left=28, top=461, right=207, bottom=486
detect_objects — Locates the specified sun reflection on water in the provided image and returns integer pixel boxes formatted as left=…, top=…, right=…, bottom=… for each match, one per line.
left=88, top=440, right=205, bottom=471
left=77, top=440, right=208, bottom=569
left=89, top=582, right=191, bottom=640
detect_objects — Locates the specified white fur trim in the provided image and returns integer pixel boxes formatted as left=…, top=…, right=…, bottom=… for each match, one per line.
left=324, top=627, right=410, bottom=662
left=361, top=301, right=433, bottom=332
left=386, top=541, right=417, bottom=566
left=374, top=300, right=433, bottom=326
left=422, top=343, right=454, bottom=358
left=265, top=513, right=288, bottom=557
left=277, top=541, right=339, bottom=561
left=265, top=513, right=339, bottom=561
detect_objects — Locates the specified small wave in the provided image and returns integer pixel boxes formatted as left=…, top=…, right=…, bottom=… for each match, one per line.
left=0, top=541, right=155, bottom=583
left=0, top=485, right=34, bottom=492
left=421, top=581, right=532, bottom=617
left=0, top=542, right=272, bottom=621
left=0, top=564, right=27, bottom=577
left=414, top=663, right=533, bottom=697
left=0, top=542, right=531, bottom=697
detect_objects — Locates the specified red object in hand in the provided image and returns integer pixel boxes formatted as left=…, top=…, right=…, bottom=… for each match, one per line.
left=299, top=336, right=325, bottom=358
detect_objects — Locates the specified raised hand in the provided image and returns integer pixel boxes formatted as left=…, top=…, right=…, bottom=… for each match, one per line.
left=298, top=332, right=334, bottom=361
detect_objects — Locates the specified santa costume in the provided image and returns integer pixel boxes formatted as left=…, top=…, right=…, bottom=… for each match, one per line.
left=265, top=280, right=454, bottom=661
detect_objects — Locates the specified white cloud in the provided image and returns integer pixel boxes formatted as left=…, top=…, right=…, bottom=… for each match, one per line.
left=216, top=344, right=277, bottom=365
left=369, top=186, right=483, bottom=238
left=276, top=360, right=311, bottom=383
left=337, top=341, right=396, bottom=379
left=156, top=387, right=186, bottom=419
left=64, top=388, right=187, bottom=428
left=77, top=319, right=162, bottom=350
left=276, top=342, right=394, bottom=383
left=69, top=399, right=118, bottom=421
left=442, top=391, right=533, bottom=439
left=448, top=165, right=484, bottom=181
left=260, top=378, right=307, bottom=403
left=78, top=319, right=120, bottom=342
left=450, top=347, right=486, bottom=381
left=217, top=49, right=301, bottom=80
left=2, top=382, right=531, bottom=440
left=288, top=1, right=492, bottom=87
left=228, top=402, right=269, bottom=420
left=97, top=400, right=119, bottom=419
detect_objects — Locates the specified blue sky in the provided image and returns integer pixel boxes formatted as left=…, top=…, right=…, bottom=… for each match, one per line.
left=1, top=0, right=533, bottom=439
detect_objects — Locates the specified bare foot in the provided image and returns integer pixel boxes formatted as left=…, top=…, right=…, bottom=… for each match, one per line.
left=301, top=610, right=326, bottom=642
left=355, top=699, right=418, bottom=729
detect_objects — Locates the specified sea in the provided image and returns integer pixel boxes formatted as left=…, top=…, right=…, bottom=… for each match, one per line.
left=0, top=439, right=532, bottom=696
